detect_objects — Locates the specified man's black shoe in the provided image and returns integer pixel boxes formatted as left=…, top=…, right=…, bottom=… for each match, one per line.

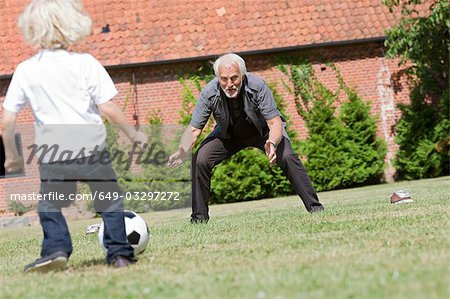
left=310, top=205, right=324, bottom=213
left=190, top=216, right=209, bottom=224
left=24, top=251, right=68, bottom=273
left=109, top=256, right=135, bottom=268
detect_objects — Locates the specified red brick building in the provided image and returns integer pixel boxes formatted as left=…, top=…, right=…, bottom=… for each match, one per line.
left=0, top=0, right=411, bottom=215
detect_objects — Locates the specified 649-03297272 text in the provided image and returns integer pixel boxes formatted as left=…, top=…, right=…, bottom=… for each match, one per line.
left=9, top=191, right=181, bottom=202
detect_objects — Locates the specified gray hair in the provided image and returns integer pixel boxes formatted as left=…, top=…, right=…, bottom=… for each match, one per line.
left=213, top=53, right=247, bottom=77
left=18, top=0, right=92, bottom=49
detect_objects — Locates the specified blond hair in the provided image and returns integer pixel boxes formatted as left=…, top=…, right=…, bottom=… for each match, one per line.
left=18, top=0, right=92, bottom=49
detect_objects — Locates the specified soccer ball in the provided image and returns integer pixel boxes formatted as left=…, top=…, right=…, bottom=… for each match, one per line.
left=98, top=210, right=150, bottom=255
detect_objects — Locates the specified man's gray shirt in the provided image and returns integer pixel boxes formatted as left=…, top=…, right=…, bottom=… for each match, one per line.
left=190, top=72, right=288, bottom=139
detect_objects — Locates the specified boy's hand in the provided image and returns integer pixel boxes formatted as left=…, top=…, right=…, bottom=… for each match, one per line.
left=133, top=131, right=148, bottom=150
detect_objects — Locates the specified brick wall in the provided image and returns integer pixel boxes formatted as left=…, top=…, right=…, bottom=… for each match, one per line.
left=0, top=41, right=410, bottom=214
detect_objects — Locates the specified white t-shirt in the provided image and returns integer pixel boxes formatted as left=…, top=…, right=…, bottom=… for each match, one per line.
left=3, top=49, right=117, bottom=162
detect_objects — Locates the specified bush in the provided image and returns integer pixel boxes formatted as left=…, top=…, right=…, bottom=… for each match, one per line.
left=336, top=88, right=386, bottom=187
left=277, top=60, right=386, bottom=191
left=210, top=148, right=293, bottom=203
left=394, top=90, right=450, bottom=179
left=8, top=200, right=34, bottom=216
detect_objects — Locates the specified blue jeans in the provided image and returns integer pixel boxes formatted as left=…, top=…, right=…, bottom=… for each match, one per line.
left=37, top=152, right=134, bottom=263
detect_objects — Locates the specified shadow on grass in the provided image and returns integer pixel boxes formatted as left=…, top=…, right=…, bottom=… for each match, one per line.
left=70, top=257, right=106, bottom=270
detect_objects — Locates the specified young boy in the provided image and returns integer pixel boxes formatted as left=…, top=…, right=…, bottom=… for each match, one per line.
left=2, top=0, right=147, bottom=272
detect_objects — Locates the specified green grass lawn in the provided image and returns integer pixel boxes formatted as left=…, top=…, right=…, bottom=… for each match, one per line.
left=0, top=176, right=449, bottom=299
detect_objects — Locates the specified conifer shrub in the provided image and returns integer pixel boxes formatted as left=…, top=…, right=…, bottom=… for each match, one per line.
left=277, top=60, right=386, bottom=191
left=394, top=89, right=449, bottom=179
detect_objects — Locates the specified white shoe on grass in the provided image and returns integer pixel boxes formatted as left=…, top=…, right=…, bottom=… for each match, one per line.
left=391, top=190, right=414, bottom=204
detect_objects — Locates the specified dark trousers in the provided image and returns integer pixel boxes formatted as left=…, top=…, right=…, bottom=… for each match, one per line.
left=37, top=154, right=134, bottom=263
left=191, top=136, right=323, bottom=220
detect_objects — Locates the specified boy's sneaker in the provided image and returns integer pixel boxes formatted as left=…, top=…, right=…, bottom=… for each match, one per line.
left=390, top=190, right=414, bottom=204
left=24, top=251, right=68, bottom=273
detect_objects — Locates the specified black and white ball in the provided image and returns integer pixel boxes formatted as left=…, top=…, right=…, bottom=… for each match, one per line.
left=98, top=210, right=149, bottom=255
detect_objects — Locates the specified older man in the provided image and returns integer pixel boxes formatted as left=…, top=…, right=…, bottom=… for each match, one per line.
left=168, top=53, right=324, bottom=223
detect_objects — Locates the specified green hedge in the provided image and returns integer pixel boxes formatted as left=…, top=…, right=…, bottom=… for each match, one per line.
left=277, top=60, right=386, bottom=191
left=394, top=90, right=449, bottom=179
left=210, top=148, right=293, bottom=203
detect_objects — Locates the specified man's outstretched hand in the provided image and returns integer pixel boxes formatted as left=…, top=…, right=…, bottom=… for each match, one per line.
left=264, top=140, right=277, bottom=167
left=167, top=149, right=187, bottom=168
